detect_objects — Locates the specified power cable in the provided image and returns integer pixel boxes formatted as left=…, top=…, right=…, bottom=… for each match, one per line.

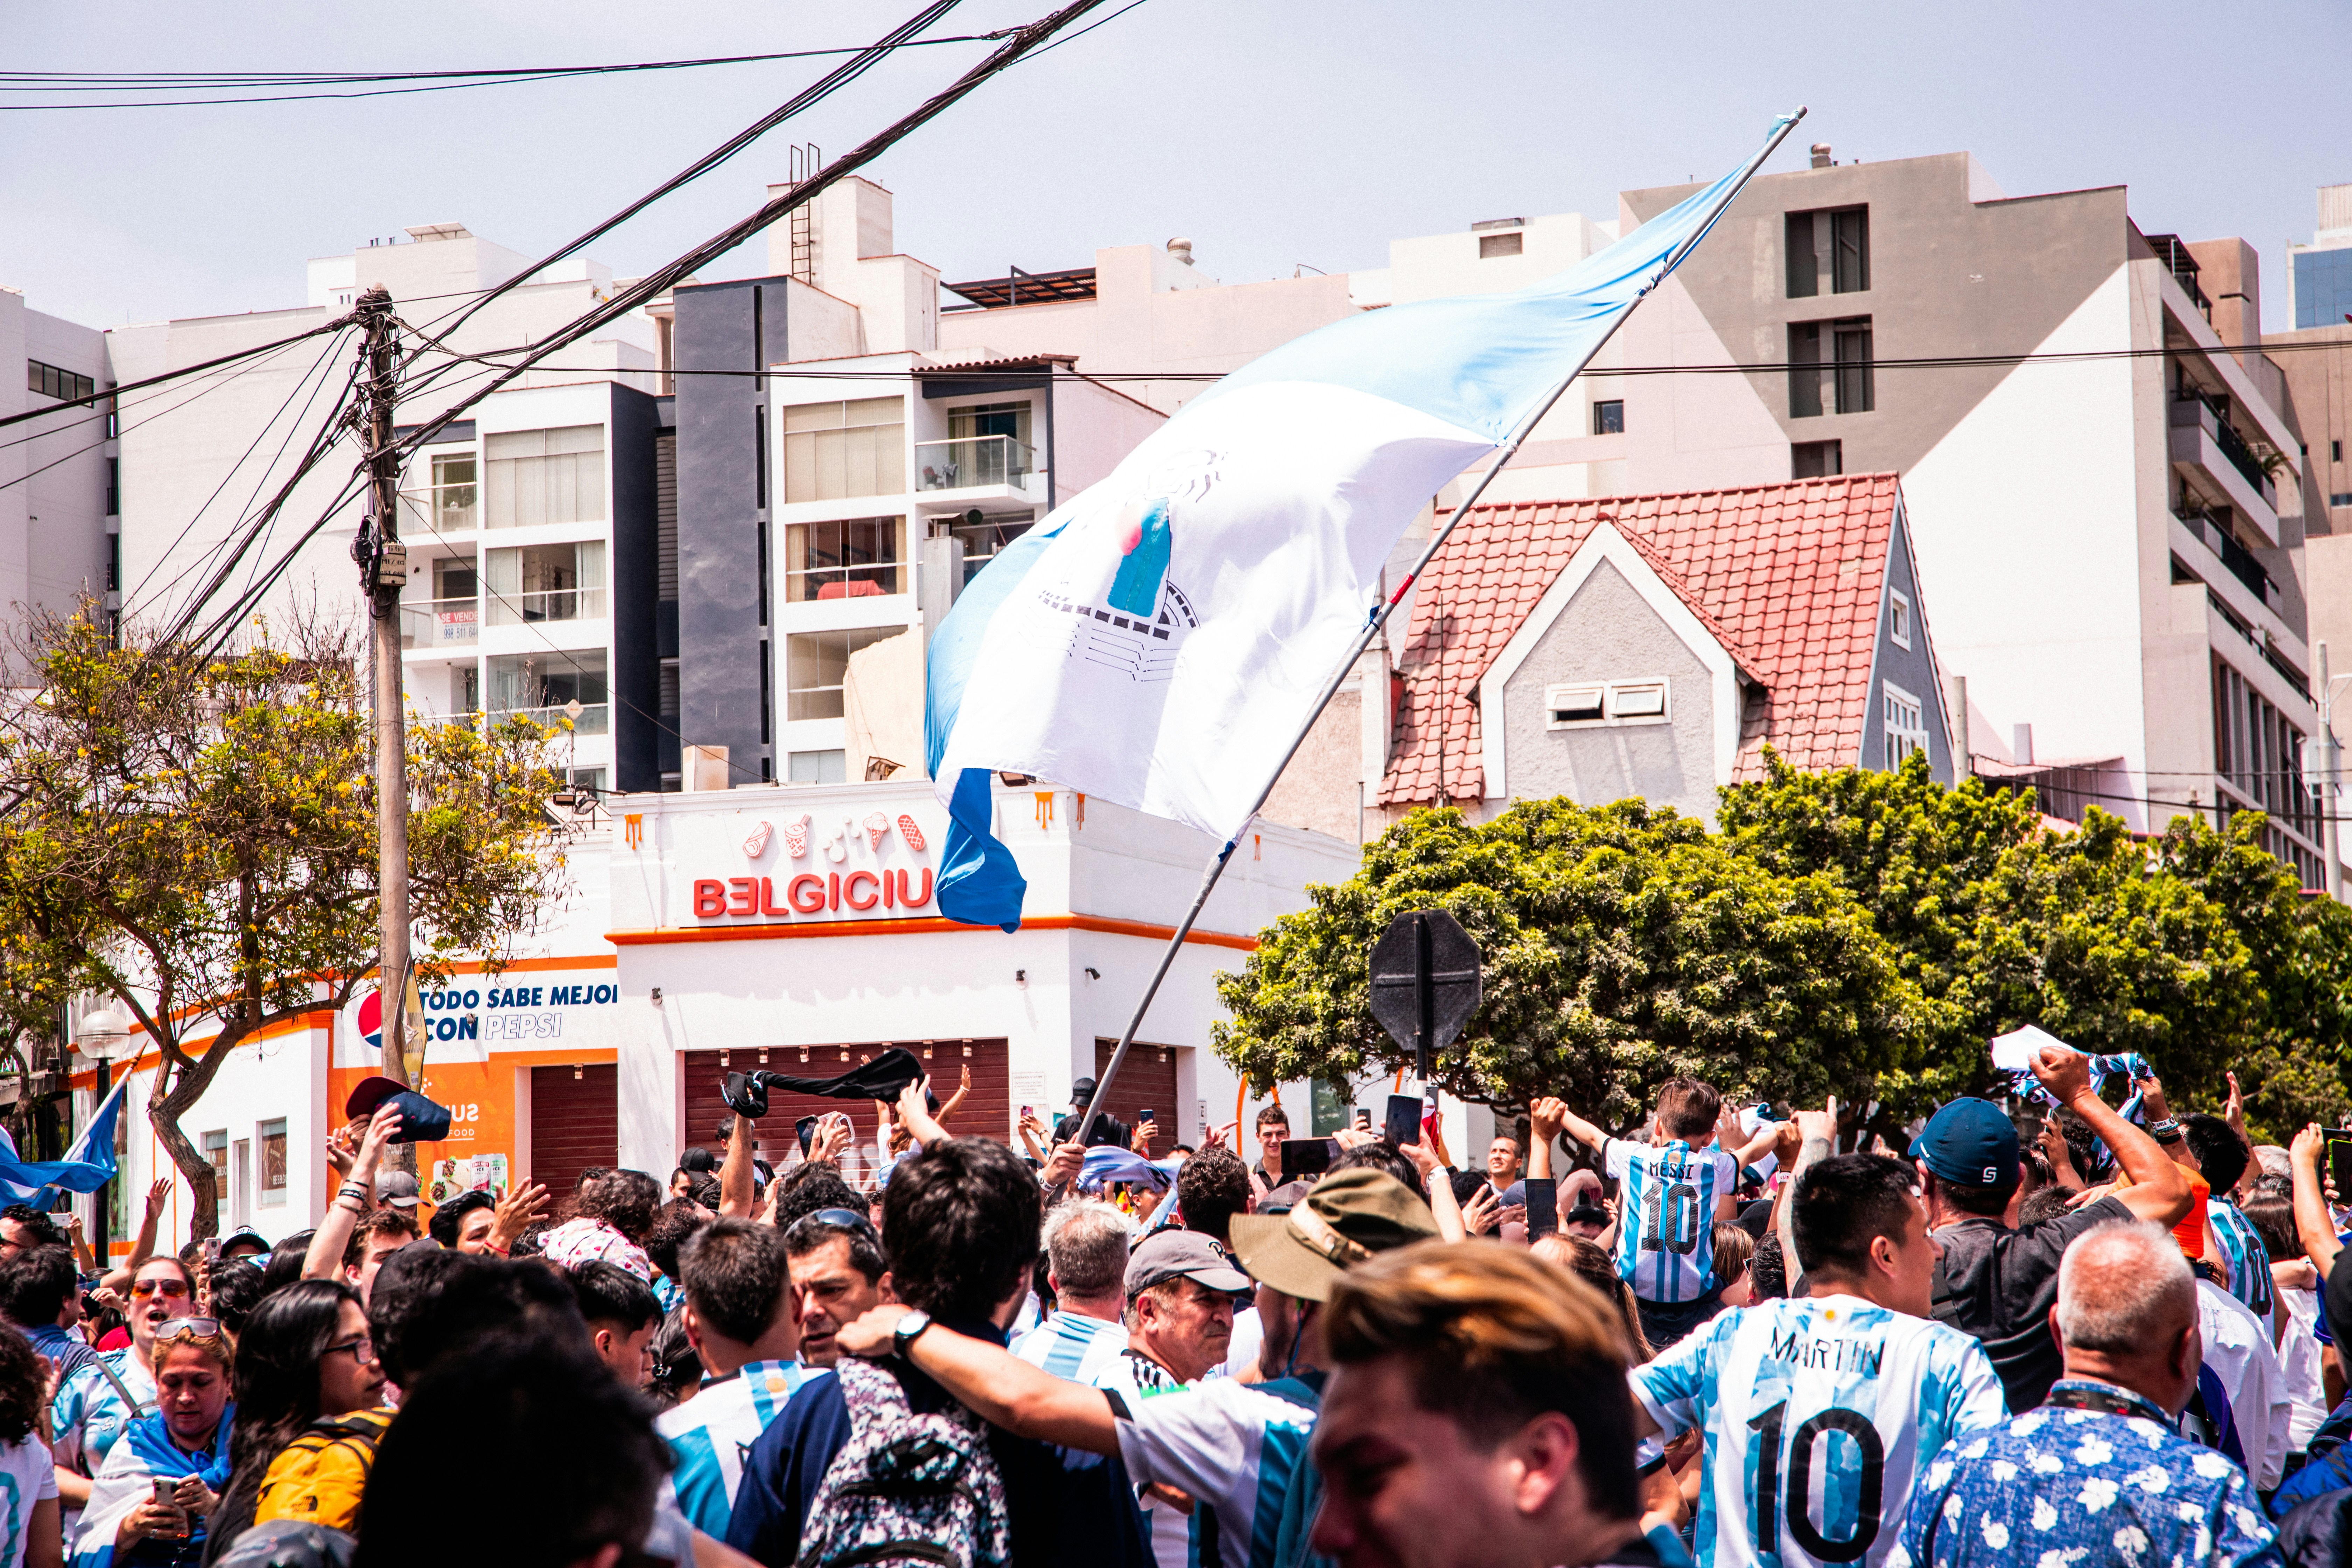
left=0, top=315, right=353, bottom=436
left=385, top=0, right=1116, bottom=464
left=416, top=0, right=961, bottom=344
left=0, top=33, right=1009, bottom=111
left=120, top=328, right=354, bottom=612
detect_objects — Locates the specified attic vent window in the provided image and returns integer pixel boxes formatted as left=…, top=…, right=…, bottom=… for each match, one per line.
left=1546, top=679, right=1671, bottom=729
left=1888, top=588, right=1912, bottom=650
left=1478, top=232, right=1524, bottom=259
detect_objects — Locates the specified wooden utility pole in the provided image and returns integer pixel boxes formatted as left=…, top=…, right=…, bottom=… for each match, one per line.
left=355, top=286, right=415, bottom=1099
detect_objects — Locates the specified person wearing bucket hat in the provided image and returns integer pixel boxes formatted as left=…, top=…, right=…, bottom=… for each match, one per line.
left=1915, top=1041, right=2190, bottom=1412
left=830, top=1170, right=1441, bottom=1568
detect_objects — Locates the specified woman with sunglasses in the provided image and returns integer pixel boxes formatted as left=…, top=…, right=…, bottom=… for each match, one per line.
left=200, top=1281, right=386, bottom=1563
left=70, top=1317, right=233, bottom=1567
left=51, top=1259, right=200, bottom=1548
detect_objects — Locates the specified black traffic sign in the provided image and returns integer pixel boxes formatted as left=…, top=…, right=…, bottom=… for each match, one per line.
left=1368, top=909, right=1482, bottom=1080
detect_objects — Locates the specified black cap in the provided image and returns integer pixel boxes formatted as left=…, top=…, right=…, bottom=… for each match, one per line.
left=1071, top=1077, right=1097, bottom=1105
left=343, top=1076, right=453, bottom=1143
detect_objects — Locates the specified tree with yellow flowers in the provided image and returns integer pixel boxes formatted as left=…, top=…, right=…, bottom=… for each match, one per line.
left=0, top=603, right=573, bottom=1237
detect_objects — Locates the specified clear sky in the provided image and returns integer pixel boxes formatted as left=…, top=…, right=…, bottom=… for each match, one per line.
left=4, top=0, right=2347, bottom=336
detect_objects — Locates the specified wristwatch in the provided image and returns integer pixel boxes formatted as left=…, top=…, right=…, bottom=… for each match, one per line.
left=892, top=1309, right=934, bottom=1359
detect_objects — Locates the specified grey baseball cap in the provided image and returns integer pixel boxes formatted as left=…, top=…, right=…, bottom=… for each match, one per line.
left=1124, top=1229, right=1252, bottom=1299
left=375, top=1170, right=422, bottom=1210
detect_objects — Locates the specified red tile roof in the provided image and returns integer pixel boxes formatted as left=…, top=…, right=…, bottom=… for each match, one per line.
left=1380, top=472, right=1903, bottom=806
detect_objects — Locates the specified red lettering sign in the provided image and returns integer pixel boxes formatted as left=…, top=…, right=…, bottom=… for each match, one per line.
left=761, top=876, right=788, bottom=917
left=788, top=875, right=826, bottom=914
left=693, top=879, right=726, bottom=918
left=896, top=867, right=932, bottom=908
left=728, top=877, right=758, bottom=916
left=827, top=871, right=840, bottom=911
left=844, top=870, right=880, bottom=911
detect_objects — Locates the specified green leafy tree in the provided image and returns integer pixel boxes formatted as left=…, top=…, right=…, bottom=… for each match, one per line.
left=0, top=606, right=572, bottom=1236
left=1721, top=752, right=2270, bottom=1122
left=1212, top=797, right=1939, bottom=1132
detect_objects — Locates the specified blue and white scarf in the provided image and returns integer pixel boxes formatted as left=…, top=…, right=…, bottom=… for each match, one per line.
left=1990, top=1024, right=2152, bottom=1179
left=70, top=1404, right=235, bottom=1568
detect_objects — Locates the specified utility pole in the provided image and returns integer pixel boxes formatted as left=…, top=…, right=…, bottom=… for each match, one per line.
left=354, top=286, right=417, bottom=1101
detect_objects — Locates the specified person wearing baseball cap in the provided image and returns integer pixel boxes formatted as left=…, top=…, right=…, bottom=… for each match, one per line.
left=374, top=1171, right=422, bottom=1213
left=831, top=1170, right=1440, bottom=1568
left=1914, top=1042, right=2190, bottom=1411
left=1111, top=1231, right=1254, bottom=1568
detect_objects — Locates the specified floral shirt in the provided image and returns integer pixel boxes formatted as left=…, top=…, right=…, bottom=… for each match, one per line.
left=1891, top=1381, right=2280, bottom=1568
left=539, top=1217, right=652, bottom=1281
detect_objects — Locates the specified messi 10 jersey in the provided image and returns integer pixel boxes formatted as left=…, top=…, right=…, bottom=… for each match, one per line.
left=1604, top=1137, right=1738, bottom=1302
left=1631, top=1294, right=2008, bottom=1568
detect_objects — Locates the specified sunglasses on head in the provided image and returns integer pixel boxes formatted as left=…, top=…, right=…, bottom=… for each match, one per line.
left=155, top=1317, right=222, bottom=1340
left=785, top=1207, right=876, bottom=1239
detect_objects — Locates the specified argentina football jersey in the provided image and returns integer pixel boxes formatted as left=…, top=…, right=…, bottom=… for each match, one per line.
left=1631, top=1294, right=2007, bottom=1568
left=1605, top=1138, right=1740, bottom=1301
left=2206, top=1198, right=2274, bottom=1317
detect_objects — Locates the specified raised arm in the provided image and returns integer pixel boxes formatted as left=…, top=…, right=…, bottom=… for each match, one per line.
left=896, top=1079, right=949, bottom=1150
left=1400, top=1137, right=1468, bottom=1243
left=2291, top=1124, right=2342, bottom=1276
left=937, top=1064, right=972, bottom=1122
left=2038, top=1050, right=2189, bottom=1226
left=304, top=1106, right=400, bottom=1280
left=838, top=1307, right=1120, bottom=1454
left=1555, top=1105, right=1610, bottom=1157
left=124, top=1177, right=173, bottom=1275
left=718, top=1111, right=760, bottom=1218
left=1529, top=1099, right=1568, bottom=1182
left=1777, top=1104, right=1835, bottom=1299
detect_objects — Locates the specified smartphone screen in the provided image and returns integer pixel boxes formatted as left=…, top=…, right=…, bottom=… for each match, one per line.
left=796, top=1116, right=818, bottom=1158
left=2325, top=1128, right=2352, bottom=1199
left=1384, top=1094, right=1422, bottom=1147
left=1280, top=1138, right=1333, bottom=1177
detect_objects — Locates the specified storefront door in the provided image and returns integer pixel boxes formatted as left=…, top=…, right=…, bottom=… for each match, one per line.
left=1091, top=1041, right=1181, bottom=1157
left=530, top=1064, right=618, bottom=1203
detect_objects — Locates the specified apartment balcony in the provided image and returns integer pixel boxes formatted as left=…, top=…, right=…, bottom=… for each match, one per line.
left=487, top=586, right=607, bottom=627
left=2173, top=505, right=2283, bottom=615
left=2169, top=398, right=2279, bottom=547
left=400, top=597, right=480, bottom=651
left=397, top=481, right=479, bottom=540
left=913, top=435, right=1042, bottom=503
left=493, top=702, right=609, bottom=736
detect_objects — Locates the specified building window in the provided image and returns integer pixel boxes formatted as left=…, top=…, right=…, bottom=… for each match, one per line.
left=1478, top=231, right=1523, bottom=259
left=1792, top=440, right=1842, bottom=479
left=920, top=403, right=1033, bottom=492
left=786, top=627, right=903, bottom=721
left=258, top=1119, right=288, bottom=1206
left=948, top=513, right=1034, bottom=586
left=2292, top=247, right=2352, bottom=331
left=1833, top=317, right=1874, bottom=413
left=484, top=426, right=604, bottom=528
left=203, top=1130, right=229, bottom=1227
left=26, top=360, right=94, bottom=402
left=1789, top=322, right=1823, bottom=418
left=2333, top=439, right=2343, bottom=463
left=1882, top=682, right=1927, bottom=769
left=785, top=517, right=902, bottom=601
left=1785, top=206, right=1869, bottom=299
left=1888, top=588, right=1912, bottom=649
left=658, top=660, right=680, bottom=718
left=789, top=749, right=847, bottom=785
left=2212, top=656, right=2317, bottom=844
left=1545, top=679, right=1670, bottom=728
left=487, top=650, right=609, bottom=732
left=782, top=397, right=905, bottom=503
left=1592, top=400, right=1625, bottom=435
left=2333, top=493, right=2352, bottom=509
left=106, top=458, right=119, bottom=517
left=420, top=451, right=477, bottom=533
left=485, top=541, right=605, bottom=625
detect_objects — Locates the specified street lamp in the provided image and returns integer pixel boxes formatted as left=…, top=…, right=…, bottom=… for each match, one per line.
left=2301, top=640, right=2352, bottom=901
left=75, top=1004, right=137, bottom=1064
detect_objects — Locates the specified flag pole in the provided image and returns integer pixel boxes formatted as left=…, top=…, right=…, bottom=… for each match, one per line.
left=1071, top=108, right=1807, bottom=1152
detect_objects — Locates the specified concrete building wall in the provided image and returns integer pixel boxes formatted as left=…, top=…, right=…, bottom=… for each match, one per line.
left=1498, top=559, right=1719, bottom=822
left=0, top=289, right=111, bottom=646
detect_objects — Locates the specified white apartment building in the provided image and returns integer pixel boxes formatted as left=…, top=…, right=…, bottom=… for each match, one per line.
left=0, top=287, right=111, bottom=636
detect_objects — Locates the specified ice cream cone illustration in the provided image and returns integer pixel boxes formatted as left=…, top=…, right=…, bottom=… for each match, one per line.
left=863, top=811, right=892, bottom=852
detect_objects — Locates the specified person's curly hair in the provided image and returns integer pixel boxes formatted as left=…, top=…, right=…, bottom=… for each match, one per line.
left=578, top=1170, right=663, bottom=1243
left=0, top=1324, right=43, bottom=1442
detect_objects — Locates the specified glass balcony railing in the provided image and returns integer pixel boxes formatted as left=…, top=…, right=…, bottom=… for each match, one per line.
left=398, top=482, right=480, bottom=536
left=495, top=702, right=609, bottom=735
left=2170, top=396, right=2276, bottom=507
left=914, top=434, right=1034, bottom=492
left=487, top=586, right=608, bottom=626
left=400, top=597, right=480, bottom=650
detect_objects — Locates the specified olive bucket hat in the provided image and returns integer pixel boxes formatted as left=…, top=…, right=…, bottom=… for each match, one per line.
left=1224, top=1168, right=1439, bottom=1303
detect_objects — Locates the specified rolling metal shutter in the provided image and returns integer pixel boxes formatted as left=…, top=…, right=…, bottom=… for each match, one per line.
left=529, top=1064, right=619, bottom=1205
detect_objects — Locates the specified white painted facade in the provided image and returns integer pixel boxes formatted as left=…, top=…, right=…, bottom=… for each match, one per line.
left=0, top=287, right=112, bottom=638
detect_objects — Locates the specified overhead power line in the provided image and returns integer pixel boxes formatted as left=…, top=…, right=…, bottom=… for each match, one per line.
left=0, top=314, right=353, bottom=436
left=0, top=33, right=1011, bottom=111
left=182, top=0, right=1125, bottom=648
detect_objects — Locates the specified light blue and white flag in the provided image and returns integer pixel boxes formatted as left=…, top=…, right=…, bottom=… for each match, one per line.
left=927, top=115, right=1800, bottom=929
left=0, top=1075, right=127, bottom=1206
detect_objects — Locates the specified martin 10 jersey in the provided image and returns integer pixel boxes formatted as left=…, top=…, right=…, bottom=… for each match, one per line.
left=1631, top=1294, right=2008, bottom=1568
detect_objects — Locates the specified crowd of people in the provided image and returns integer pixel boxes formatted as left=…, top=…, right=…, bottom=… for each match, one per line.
left=0, top=1040, right=2348, bottom=1566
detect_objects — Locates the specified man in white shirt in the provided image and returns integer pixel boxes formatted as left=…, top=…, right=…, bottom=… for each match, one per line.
left=1011, top=1200, right=1133, bottom=1383
left=2197, top=1275, right=2291, bottom=1489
